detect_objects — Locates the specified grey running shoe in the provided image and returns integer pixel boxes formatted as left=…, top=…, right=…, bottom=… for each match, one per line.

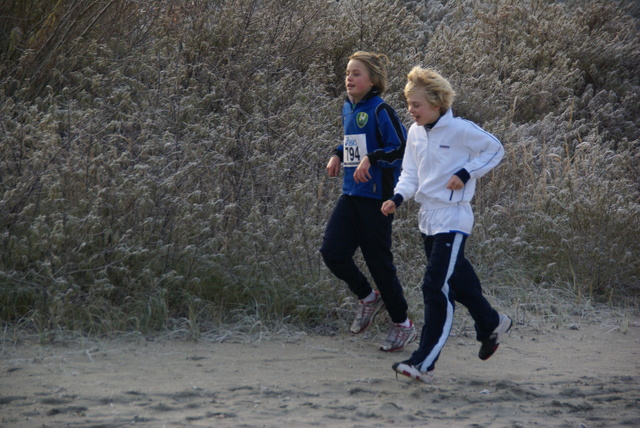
left=392, top=361, right=434, bottom=384
left=350, top=291, right=385, bottom=334
left=478, top=314, right=513, bottom=360
left=380, top=321, right=417, bottom=352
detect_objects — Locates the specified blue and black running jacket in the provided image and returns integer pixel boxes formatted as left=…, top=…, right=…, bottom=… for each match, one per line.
left=333, top=88, right=407, bottom=201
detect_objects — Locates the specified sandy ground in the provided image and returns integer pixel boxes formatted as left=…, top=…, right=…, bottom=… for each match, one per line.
left=1, top=314, right=639, bottom=428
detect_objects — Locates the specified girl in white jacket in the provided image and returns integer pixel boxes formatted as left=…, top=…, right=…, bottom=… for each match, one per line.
left=381, top=67, right=512, bottom=383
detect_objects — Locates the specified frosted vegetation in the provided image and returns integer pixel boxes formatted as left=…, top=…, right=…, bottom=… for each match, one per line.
left=1, top=0, right=638, bottom=335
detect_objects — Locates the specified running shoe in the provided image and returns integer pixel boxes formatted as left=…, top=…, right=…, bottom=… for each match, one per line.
left=478, top=313, right=513, bottom=360
left=392, top=361, right=434, bottom=384
left=380, top=321, right=417, bottom=352
left=350, top=291, right=385, bottom=334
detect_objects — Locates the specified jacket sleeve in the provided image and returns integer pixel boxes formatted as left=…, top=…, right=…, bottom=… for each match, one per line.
left=393, top=126, right=420, bottom=200
left=332, top=145, right=344, bottom=161
left=462, top=122, right=504, bottom=179
left=366, top=103, right=406, bottom=168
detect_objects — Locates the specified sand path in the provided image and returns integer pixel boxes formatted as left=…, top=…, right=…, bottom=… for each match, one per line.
left=1, top=315, right=639, bottom=427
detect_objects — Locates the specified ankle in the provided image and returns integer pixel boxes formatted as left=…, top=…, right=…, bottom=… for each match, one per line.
left=361, top=291, right=378, bottom=304
left=396, top=319, right=412, bottom=328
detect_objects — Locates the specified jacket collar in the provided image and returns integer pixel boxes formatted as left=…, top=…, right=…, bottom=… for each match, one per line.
left=424, top=108, right=453, bottom=130
left=345, top=87, right=381, bottom=106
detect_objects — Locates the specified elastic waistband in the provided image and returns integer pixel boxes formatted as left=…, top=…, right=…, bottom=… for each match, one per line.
left=418, top=198, right=471, bottom=211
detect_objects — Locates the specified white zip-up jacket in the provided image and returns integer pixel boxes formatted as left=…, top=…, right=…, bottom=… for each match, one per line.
left=395, top=108, right=504, bottom=235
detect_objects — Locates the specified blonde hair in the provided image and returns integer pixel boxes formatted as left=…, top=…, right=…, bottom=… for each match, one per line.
left=404, top=66, right=455, bottom=114
left=349, top=51, right=390, bottom=94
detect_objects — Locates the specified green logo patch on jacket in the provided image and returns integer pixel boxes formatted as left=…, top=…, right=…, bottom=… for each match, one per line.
left=356, top=112, right=368, bottom=128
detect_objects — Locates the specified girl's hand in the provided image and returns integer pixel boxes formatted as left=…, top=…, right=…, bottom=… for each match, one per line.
left=381, top=200, right=397, bottom=216
left=326, top=155, right=341, bottom=177
left=353, top=156, right=372, bottom=183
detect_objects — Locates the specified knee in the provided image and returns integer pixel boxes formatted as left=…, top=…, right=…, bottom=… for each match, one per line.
left=320, top=245, right=342, bottom=268
left=422, top=270, right=446, bottom=293
left=421, top=276, right=452, bottom=304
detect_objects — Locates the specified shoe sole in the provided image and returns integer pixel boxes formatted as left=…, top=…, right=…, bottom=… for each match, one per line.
left=392, top=362, right=434, bottom=384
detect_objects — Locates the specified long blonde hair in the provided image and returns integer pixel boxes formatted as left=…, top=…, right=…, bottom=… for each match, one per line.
left=349, top=51, right=390, bottom=94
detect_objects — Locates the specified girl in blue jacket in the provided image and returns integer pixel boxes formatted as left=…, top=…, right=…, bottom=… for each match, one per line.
left=320, top=51, right=416, bottom=352
left=382, top=67, right=512, bottom=383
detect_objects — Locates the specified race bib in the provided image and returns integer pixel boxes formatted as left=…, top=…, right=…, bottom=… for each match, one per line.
left=343, top=134, right=368, bottom=167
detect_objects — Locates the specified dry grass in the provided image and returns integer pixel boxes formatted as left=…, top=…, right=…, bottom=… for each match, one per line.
left=0, top=0, right=638, bottom=338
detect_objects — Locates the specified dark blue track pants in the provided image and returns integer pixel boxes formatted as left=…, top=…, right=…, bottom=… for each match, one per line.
left=320, top=195, right=408, bottom=324
left=410, top=232, right=500, bottom=373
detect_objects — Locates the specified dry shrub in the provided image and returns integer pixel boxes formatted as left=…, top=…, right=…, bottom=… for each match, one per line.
left=0, top=0, right=637, bottom=334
